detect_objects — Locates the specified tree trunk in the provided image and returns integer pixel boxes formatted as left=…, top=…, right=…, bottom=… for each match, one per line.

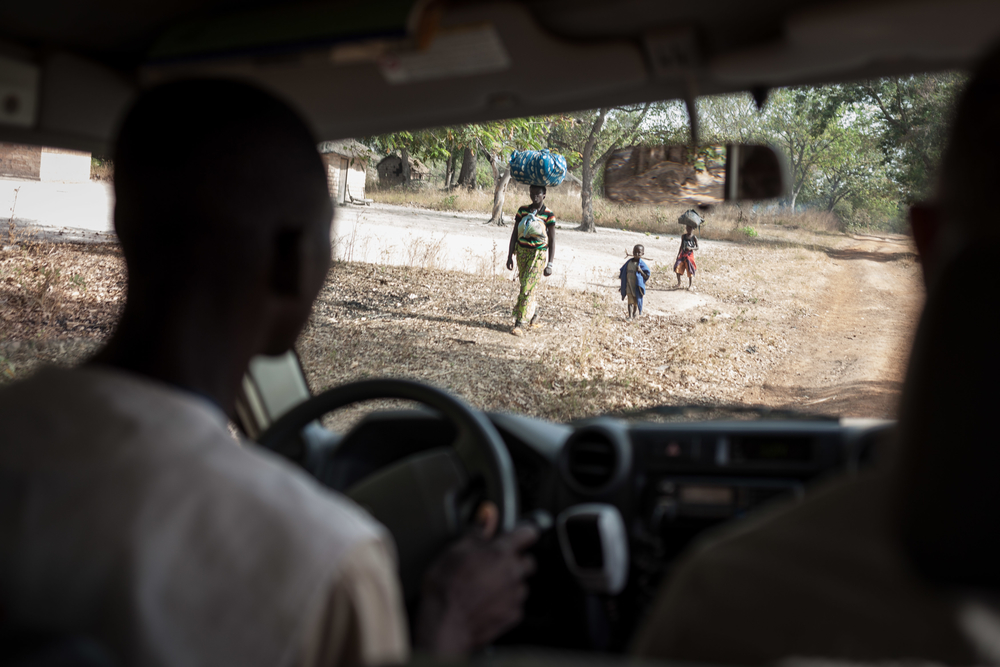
left=444, top=152, right=454, bottom=188
left=457, top=147, right=477, bottom=189
left=580, top=163, right=596, bottom=232
left=486, top=154, right=512, bottom=225
left=401, top=147, right=411, bottom=184
left=578, top=109, right=608, bottom=233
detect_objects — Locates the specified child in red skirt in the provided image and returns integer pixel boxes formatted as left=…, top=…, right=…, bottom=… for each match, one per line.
left=674, top=223, right=698, bottom=290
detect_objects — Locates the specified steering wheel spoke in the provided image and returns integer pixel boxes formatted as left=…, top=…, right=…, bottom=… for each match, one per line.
left=255, top=378, right=518, bottom=601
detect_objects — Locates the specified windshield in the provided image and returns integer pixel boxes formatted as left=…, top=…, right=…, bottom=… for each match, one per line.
left=0, top=74, right=963, bottom=425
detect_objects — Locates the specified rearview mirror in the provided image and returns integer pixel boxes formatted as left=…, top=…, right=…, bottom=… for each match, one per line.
left=604, top=144, right=786, bottom=206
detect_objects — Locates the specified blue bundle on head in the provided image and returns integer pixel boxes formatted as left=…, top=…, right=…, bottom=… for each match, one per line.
left=510, top=149, right=568, bottom=187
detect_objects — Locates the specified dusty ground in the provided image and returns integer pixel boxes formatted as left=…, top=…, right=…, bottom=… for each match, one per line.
left=0, top=202, right=921, bottom=423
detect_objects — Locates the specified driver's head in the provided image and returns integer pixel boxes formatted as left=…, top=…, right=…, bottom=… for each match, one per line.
left=113, top=79, right=332, bottom=355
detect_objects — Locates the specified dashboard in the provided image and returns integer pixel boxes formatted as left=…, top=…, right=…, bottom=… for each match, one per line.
left=332, top=408, right=892, bottom=652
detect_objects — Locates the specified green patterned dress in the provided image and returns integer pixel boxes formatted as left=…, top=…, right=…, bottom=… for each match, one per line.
left=513, top=205, right=555, bottom=324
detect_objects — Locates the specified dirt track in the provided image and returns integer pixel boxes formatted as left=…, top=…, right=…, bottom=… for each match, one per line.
left=754, top=233, right=922, bottom=417
left=0, top=203, right=923, bottom=422
left=304, top=208, right=924, bottom=422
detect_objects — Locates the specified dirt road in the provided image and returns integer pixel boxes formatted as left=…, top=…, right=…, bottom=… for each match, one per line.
left=332, top=203, right=711, bottom=317
left=1, top=202, right=922, bottom=422
left=755, top=233, right=922, bottom=417
left=1, top=177, right=116, bottom=243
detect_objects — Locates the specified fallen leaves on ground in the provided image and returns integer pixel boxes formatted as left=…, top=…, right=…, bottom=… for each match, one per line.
left=0, top=229, right=920, bottom=426
left=0, top=241, right=125, bottom=379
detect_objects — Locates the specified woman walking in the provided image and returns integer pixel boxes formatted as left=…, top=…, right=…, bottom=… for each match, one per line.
left=506, top=185, right=555, bottom=336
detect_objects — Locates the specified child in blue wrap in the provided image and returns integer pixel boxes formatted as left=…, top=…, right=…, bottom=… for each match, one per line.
left=620, top=244, right=651, bottom=319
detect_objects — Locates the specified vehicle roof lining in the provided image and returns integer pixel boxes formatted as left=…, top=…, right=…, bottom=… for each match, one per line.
left=0, top=0, right=994, bottom=153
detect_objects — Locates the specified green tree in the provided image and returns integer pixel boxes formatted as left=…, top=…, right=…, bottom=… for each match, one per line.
left=697, top=93, right=766, bottom=144
left=759, top=87, right=843, bottom=211
left=808, top=113, right=889, bottom=214
left=846, top=73, right=965, bottom=203
left=466, top=118, right=558, bottom=225
left=550, top=104, right=652, bottom=232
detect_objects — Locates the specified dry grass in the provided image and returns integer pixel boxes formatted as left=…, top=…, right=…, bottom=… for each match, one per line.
left=0, top=241, right=125, bottom=381
left=295, top=254, right=846, bottom=427
left=368, top=184, right=844, bottom=243
left=0, top=239, right=788, bottom=421
left=90, top=158, right=114, bottom=182
left=0, top=222, right=920, bottom=424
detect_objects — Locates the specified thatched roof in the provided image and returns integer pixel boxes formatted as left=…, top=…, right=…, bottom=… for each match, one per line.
left=317, top=139, right=371, bottom=159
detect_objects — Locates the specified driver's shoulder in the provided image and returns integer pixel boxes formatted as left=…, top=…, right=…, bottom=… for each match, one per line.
left=196, top=436, right=386, bottom=549
left=1, top=364, right=386, bottom=564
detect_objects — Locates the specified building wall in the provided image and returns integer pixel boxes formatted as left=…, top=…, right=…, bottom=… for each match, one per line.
left=322, top=153, right=344, bottom=203
left=0, top=143, right=92, bottom=182
left=346, top=161, right=366, bottom=200
left=40, top=147, right=91, bottom=182
left=0, top=142, right=41, bottom=179
left=322, top=152, right=367, bottom=204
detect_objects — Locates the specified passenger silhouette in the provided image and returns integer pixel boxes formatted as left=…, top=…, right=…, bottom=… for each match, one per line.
left=633, top=42, right=1000, bottom=666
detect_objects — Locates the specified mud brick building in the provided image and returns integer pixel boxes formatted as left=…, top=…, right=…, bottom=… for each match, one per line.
left=0, top=142, right=92, bottom=182
left=318, top=140, right=370, bottom=205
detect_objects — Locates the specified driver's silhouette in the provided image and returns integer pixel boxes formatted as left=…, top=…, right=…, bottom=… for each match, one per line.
left=0, top=80, right=537, bottom=667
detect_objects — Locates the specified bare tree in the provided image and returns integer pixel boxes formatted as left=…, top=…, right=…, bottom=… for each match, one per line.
left=484, top=153, right=513, bottom=225
left=567, top=104, right=651, bottom=232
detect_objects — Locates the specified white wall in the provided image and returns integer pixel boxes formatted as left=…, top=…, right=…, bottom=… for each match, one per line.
left=39, top=148, right=91, bottom=182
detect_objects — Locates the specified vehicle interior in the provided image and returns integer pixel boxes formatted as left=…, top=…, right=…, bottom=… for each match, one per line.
left=3, top=0, right=999, bottom=664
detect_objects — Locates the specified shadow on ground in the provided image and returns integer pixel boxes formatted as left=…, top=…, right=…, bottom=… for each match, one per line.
left=761, top=378, right=905, bottom=419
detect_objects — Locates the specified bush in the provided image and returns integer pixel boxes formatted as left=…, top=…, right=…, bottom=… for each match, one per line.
left=90, top=157, right=114, bottom=182
left=737, top=226, right=759, bottom=238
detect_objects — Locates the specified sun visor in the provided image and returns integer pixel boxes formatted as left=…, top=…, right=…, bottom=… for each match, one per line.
left=0, top=54, right=39, bottom=129
left=0, top=52, right=135, bottom=155
left=710, top=0, right=1000, bottom=84
left=141, top=2, right=648, bottom=141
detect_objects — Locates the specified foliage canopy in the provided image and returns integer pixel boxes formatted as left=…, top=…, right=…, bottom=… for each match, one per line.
left=364, top=72, right=964, bottom=233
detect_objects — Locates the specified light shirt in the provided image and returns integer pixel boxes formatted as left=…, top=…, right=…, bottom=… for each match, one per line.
left=633, top=469, right=975, bottom=665
left=0, top=366, right=408, bottom=667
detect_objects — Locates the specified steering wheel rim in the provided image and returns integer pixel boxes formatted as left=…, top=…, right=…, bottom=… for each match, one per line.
left=256, top=378, right=518, bottom=534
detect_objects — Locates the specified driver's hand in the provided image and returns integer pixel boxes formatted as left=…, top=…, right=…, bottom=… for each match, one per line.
left=506, top=256, right=515, bottom=271
left=415, top=519, right=539, bottom=658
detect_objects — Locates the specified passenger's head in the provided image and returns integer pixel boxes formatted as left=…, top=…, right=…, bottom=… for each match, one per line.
left=937, top=45, right=1000, bottom=237
left=113, top=79, right=332, bottom=355
left=896, top=41, right=1000, bottom=590
left=911, top=44, right=1000, bottom=285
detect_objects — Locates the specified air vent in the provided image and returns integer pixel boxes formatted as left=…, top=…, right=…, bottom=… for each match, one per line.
left=565, top=432, right=618, bottom=491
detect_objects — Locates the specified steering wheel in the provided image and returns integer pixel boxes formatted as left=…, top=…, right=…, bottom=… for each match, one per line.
left=256, top=378, right=518, bottom=599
